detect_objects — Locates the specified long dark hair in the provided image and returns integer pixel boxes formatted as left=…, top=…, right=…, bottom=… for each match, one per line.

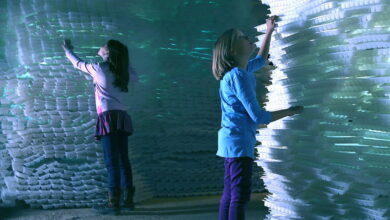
left=107, top=39, right=129, bottom=92
left=212, top=29, right=240, bottom=80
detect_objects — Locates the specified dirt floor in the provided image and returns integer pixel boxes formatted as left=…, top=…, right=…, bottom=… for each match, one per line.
left=0, top=193, right=268, bottom=220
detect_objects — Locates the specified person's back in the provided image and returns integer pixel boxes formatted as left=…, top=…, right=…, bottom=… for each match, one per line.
left=92, top=61, right=127, bottom=114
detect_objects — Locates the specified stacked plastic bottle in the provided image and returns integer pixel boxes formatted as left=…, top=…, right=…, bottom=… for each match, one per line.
left=255, top=0, right=390, bottom=219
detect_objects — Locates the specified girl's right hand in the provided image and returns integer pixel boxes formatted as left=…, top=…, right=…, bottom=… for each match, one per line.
left=266, top=16, right=278, bottom=33
left=63, top=39, right=74, bottom=50
left=288, top=106, right=304, bottom=115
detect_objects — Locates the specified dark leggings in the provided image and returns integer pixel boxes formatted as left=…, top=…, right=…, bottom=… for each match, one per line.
left=219, top=157, right=253, bottom=220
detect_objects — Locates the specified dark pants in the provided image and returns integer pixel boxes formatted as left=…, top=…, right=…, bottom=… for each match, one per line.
left=101, top=133, right=133, bottom=192
left=219, top=157, right=253, bottom=220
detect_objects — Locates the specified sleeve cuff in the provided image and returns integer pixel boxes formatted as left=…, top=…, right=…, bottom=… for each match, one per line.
left=255, top=55, right=265, bottom=61
left=64, top=48, right=74, bottom=53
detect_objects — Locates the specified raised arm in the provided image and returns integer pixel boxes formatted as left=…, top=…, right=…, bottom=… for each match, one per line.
left=258, top=16, right=277, bottom=59
left=63, top=39, right=98, bottom=77
left=245, top=16, right=277, bottom=73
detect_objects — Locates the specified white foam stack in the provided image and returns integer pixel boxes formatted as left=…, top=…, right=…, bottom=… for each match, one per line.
left=255, top=0, right=390, bottom=219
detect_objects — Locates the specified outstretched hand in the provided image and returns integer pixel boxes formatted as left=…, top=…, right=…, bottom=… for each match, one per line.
left=63, top=39, right=73, bottom=50
left=266, top=15, right=278, bottom=33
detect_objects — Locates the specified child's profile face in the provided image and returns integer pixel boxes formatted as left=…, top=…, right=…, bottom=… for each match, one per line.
left=98, top=44, right=109, bottom=59
left=234, top=31, right=256, bottom=59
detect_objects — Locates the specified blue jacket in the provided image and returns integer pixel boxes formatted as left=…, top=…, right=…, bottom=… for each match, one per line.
left=217, top=55, right=272, bottom=159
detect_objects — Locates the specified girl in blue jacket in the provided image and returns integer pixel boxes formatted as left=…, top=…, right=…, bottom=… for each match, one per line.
left=212, top=16, right=303, bottom=220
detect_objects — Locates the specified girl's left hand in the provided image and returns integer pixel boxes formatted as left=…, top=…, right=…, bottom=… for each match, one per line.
left=266, top=15, right=278, bottom=33
left=63, top=39, right=74, bottom=50
left=288, top=106, right=304, bottom=115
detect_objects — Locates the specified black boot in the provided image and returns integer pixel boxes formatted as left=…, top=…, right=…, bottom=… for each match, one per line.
left=121, top=186, right=135, bottom=211
left=94, top=189, right=121, bottom=215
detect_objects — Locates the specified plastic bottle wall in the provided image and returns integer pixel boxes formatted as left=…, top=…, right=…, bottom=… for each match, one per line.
left=255, top=0, right=390, bottom=219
